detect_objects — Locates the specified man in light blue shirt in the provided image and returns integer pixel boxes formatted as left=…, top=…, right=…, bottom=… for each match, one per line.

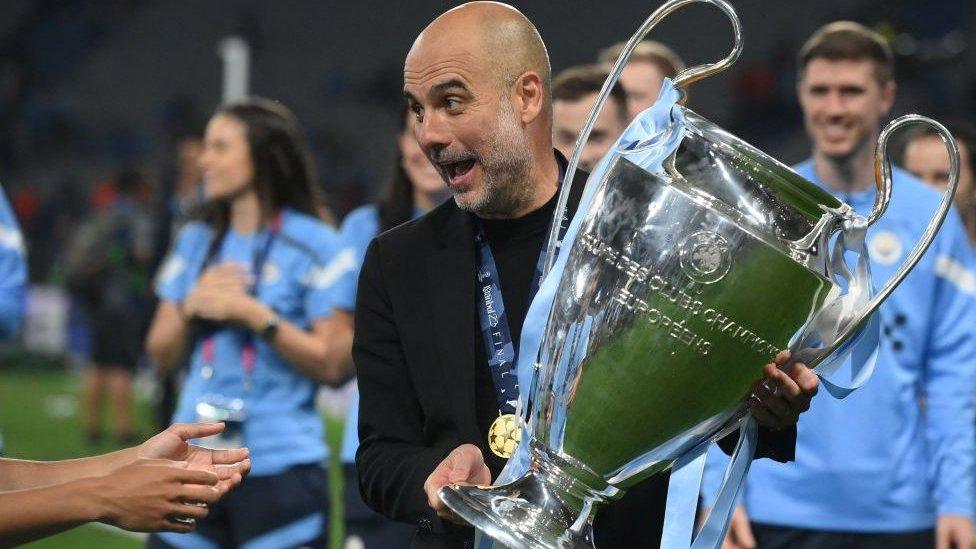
left=706, top=21, right=976, bottom=549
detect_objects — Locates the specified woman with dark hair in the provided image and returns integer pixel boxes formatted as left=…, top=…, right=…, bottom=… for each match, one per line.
left=330, top=107, right=449, bottom=548
left=145, top=97, right=343, bottom=548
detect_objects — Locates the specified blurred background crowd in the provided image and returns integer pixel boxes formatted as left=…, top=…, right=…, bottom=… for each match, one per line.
left=0, top=0, right=974, bottom=547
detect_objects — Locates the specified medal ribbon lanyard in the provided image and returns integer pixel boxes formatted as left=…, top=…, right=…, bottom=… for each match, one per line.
left=200, top=212, right=283, bottom=390
left=475, top=167, right=568, bottom=416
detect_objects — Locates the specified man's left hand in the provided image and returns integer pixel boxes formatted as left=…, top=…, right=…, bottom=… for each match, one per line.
left=936, top=514, right=974, bottom=549
left=747, top=350, right=818, bottom=430
left=138, top=423, right=252, bottom=496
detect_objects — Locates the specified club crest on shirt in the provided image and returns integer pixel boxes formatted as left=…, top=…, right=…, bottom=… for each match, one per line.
left=869, top=230, right=903, bottom=266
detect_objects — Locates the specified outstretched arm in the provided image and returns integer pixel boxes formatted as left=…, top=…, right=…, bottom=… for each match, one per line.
left=0, top=422, right=249, bottom=494
left=0, top=460, right=220, bottom=546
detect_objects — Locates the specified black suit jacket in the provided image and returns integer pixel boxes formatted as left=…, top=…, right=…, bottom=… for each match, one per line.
left=353, top=167, right=796, bottom=548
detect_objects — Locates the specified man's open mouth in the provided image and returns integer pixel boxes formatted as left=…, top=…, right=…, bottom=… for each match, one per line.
left=441, top=158, right=476, bottom=184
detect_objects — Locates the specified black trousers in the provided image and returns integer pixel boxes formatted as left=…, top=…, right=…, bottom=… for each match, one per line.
left=751, top=522, right=935, bottom=549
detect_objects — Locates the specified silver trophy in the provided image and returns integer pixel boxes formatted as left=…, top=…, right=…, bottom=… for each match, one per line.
left=438, top=0, right=962, bottom=547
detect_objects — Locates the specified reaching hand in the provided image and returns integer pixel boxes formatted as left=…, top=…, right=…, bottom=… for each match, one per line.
left=423, top=444, right=491, bottom=523
left=96, top=459, right=222, bottom=533
left=138, top=423, right=251, bottom=496
left=748, top=350, right=819, bottom=430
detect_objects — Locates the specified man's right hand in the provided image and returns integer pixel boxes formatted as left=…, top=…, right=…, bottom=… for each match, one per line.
left=723, top=506, right=756, bottom=549
left=93, top=459, right=222, bottom=533
left=423, top=444, right=491, bottom=523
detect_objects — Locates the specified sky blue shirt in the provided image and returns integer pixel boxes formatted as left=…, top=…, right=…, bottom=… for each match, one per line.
left=333, top=204, right=424, bottom=463
left=703, top=160, right=976, bottom=532
left=0, top=186, right=26, bottom=339
left=156, top=209, right=343, bottom=476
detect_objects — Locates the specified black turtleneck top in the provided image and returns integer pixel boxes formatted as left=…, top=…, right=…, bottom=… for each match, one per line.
left=471, top=190, right=560, bottom=474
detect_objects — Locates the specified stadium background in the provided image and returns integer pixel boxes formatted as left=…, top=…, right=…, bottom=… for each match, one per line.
left=0, top=0, right=972, bottom=546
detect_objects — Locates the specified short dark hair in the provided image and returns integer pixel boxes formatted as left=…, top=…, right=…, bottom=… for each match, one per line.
left=552, top=64, right=628, bottom=124
left=598, top=40, right=685, bottom=80
left=906, top=120, right=976, bottom=179
left=798, top=21, right=894, bottom=84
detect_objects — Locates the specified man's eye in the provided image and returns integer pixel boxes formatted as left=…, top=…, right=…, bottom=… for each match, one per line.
left=445, top=97, right=463, bottom=110
left=410, top=103, right=424, bottom=121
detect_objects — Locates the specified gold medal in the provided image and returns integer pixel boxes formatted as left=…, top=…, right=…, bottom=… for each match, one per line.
left=488, top=413, right=521, bottom=458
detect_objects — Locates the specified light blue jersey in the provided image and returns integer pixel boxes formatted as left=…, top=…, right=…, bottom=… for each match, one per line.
left=703, top=161, right=976, bottom=532
left=0, top=186, right=26, bottom=339
left=156, top=208, right=342, bottom=476
left=334, top=205, right=423, bottom=464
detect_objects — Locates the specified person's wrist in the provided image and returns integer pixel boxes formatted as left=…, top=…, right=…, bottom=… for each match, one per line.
left=178, top=298, right=195, bottom=321
left=114, top=445, right=142, bottom=470
left=71, top=477, right=108, bottom=523
left=244, top=301, right=275, bottom=333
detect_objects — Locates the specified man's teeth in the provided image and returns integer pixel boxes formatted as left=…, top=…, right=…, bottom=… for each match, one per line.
left=824, top=123, right=847, bottom=138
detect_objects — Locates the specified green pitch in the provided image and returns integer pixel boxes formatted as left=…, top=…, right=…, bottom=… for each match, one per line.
left=0, top=364, right=347, bottom=548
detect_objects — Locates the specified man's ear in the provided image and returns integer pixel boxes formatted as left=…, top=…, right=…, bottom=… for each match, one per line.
left=880, top=80, right=896, bottom=116
left=513, top=71, right=545, bottom=125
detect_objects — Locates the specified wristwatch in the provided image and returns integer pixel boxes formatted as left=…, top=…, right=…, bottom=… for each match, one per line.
left=258, top=312, right=280, bottom=341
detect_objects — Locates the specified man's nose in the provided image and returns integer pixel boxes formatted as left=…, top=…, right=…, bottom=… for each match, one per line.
left=580, top=147, right=600, bottom=172
left=414, top=113, right=452, bottom=152
left=823, top=91, right=846, bottom=117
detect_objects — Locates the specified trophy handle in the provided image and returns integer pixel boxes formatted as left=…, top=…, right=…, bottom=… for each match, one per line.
left=833, top=115, right=960, bottom=344
left=544, top=0, right=743, bottom=277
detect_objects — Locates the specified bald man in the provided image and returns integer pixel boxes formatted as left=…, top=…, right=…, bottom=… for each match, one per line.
left=352, top=3, right=818, bottom=547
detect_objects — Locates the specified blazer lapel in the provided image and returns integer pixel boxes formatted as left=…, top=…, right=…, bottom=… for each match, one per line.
left=425, top=203, right=479, bottom=437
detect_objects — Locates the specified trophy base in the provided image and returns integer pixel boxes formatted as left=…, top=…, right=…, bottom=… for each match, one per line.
left=439, top=469, right=598, bottom=549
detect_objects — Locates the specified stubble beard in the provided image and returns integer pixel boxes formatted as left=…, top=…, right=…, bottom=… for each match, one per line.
left=454, top=101, right=534, bottom=219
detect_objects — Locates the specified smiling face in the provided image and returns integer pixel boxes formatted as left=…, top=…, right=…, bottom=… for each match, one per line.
left=798, top=58, right=894, bottom=162
left=199, top=114, right=254, bottom=200
left=553, top=92, right=627, bottom=171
